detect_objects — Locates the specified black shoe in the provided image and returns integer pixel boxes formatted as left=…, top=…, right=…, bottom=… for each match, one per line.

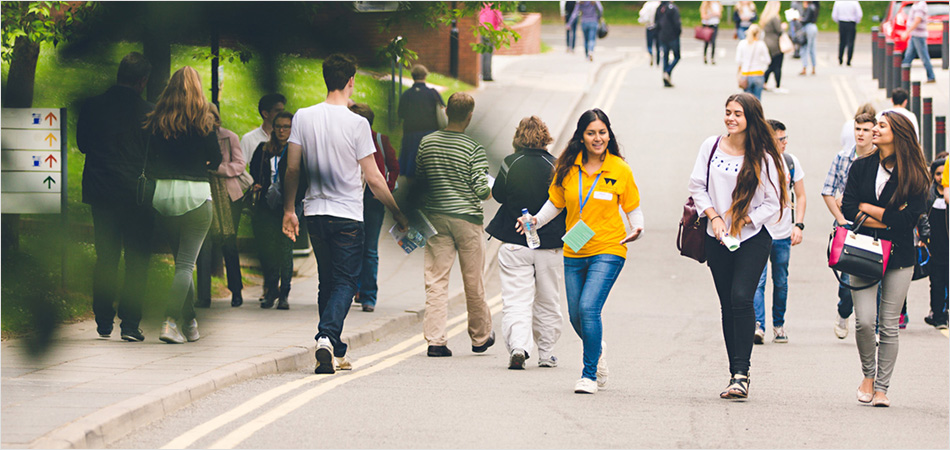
left=120, top=328, right=145, bottom=342
left=195, top=298, right=211, bottom=308
left=362, top=303, right=375, bottom=312
left=276, top=295, right=289, bottom=310
left=472, top=330, right=495, bottom=353
left=925, top=311, right=935, bottom=326
left=427, top=345, right=453, bottom=357
left=231, top=294, right=243, bottom=307
left=97, top=325, right=113, bottom=339
left=260, top=296, right=276, bottom=309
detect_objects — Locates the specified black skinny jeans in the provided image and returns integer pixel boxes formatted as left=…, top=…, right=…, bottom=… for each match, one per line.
left=838, top=21, right=857, bottom=65
left=764, top=53, right=784, bottom=88
left=703, top=24, right=719, bottom=61
left=91, top=203, right=154, bottom=333
left=930, top=208, right=949, bottom=323
left=705, top=228, right=772, bottom=375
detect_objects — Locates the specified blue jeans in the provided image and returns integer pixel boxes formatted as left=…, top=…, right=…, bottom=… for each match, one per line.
left=358, top=189, right=386, bottom=307
left=802, top=23, right=818, bottom=69
left=564, top=254, right=625, bottom=381
left=660, top=39, right=681, bottom=75
left=902, top=36, right=936, bottom=81
left=160, top=201, right=212, bottom=322
left=307, top=215, right=364, bottom=357
left=754, top=238, right=790, bottom=329
left=737, top=25, right=749, bottom=41
left=744, top=75, right=765, bottom=100
left=566, top=17, right=578, bottom=50
left=837, top=272, right=854, bottom=318
left=646, top=27, right=658, bottom=61
left=581, top=20, right=598, bottom=57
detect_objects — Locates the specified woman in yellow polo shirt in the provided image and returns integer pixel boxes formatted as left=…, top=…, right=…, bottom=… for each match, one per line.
left=518, top=108, right=643, bottom=394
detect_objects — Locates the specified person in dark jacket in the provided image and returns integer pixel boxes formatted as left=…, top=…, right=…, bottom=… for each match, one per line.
left=487, top=116, right=567, bottom=370
left=397, top=64, right=444, bottom=180
left=923, top=156, right=948, bottom=329
left=655, top=1, right=682, bottom=87
left=76, top=52, right=154, bottom=341
left=145, top=66, right=223, bottom=344
left=841, top=111, right=930, bottom=407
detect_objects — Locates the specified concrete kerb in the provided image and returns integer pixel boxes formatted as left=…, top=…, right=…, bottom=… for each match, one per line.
left=29, top=242, right=504, bottom=449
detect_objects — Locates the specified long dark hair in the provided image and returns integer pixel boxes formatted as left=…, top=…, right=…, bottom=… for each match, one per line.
left=554, top=109, right=621, bottom=186
left=725, top=93, right=788, bottom=237
left=875, top=111, right=930, bottom=207
left=265, top=111, right=294, bottom=154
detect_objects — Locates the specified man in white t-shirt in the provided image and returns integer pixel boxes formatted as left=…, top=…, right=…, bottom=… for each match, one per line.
left=240, top=93, right=286, bottom=164
left=753, top=119, right=806, bottom=345
left=281, top=54, right=408, bottom=375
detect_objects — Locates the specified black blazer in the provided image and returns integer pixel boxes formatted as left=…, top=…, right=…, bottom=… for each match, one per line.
left=77, top=85, right=154, bottom=207
left=841, top=153, right=927, bottom=269
left=486, top=148, right=566, bottom=249
left=147, top=130, right=222, bottom=182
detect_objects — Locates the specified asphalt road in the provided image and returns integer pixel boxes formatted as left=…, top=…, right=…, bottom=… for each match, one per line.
left=112, top=26, right=949, bottom=449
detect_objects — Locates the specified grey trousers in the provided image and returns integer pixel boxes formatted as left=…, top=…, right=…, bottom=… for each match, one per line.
left=851, top=266, right=913, bottom=393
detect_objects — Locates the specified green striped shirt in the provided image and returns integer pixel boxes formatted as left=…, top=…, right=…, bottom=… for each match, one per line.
left=415, top=130, right=491, bottom=224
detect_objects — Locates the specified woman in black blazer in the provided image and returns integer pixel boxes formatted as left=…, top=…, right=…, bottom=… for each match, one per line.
left=841, top=111, right=930, bottom=407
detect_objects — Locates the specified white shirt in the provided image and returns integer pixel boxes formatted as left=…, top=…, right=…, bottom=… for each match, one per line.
left=766, top=153, right=805, bottom=240
left=875, top=164, right=891, bottom=200
left=688, top=135, right=782, bottom=242
left=736, top=40, right=772, bottom=74
left=638, top=1, right=660, bottom=26
left=288, top=102, right=376, bottom=222
left=241, top=127, right=270, bottom=170
left=832, top=1, right=863, bottom=23
left=840, top=119, right=856, bottom=151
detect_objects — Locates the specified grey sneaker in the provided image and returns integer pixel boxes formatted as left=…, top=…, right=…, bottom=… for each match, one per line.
left=754, top=323, right=765, bottom=345
left=181, top=319, right=200, bottom=342
left=314, top=336, right=335, bottom=374
left=538, top=355, right=558, bottom=368
left=773, top=326, right=788, bottom=344
left=159, top=319, right=184, bottom=344
left=596, top=341, right=608, bottom=389
left=834, top=314, right=849, bottom=339
left=508, top=349, right=526, bottom=370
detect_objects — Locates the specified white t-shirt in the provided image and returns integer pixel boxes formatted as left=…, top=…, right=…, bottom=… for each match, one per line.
left=736, top=40, right=771, bottom=74
left=241, top=126, right=270, bottom=169
left=765, top=152, right=805, bottom=240
left=288, top=102, right=376, bottom=221
left=688, top=135, right=782, bottom=242
left=840, top=119, right=856, bottom=152
left=880, top=108, right=920, bottom=140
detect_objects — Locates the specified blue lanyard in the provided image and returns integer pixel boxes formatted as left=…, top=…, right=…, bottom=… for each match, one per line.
left=578, top=172, right=602, bottom=216
left=271, top=144, right=287, bottom=183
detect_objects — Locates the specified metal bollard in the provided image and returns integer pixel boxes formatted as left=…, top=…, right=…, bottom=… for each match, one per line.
left=901, top=64, right=911, bottom=93
left=885, top=41, right=894, bottom=95
left=892, top=53, right=903, bottom=97
left=943, top=21, right=949, bottom=70
left=923, top=98, right=933, bottom=161
left=877, top=33, right=887, bottom=88
left=937, top=116, right=946, bottom=156
left=912, top=81, right=922, bottom=127
left=872, top=27, right=880, bottom=80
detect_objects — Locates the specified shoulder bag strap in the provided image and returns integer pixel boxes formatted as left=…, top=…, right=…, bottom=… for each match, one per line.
left=705, top=136, right=721, bottom=186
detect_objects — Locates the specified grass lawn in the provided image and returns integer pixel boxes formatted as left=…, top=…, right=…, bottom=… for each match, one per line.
left=0, top=40, right=471, bottom=338
left=526, top=1, right=890, bottom=33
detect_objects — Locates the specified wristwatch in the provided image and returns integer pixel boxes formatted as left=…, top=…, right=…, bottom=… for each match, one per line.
left=794, top=222, right=805, bottom=230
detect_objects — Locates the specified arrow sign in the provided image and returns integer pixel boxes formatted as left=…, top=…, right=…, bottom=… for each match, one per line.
left=44, top=154, right=57, bottom=168
left=44, top=133, right=57, bottom=147
left=43, top=176, right=56, bottom=189
left=45, top=112, right=57, bottom=126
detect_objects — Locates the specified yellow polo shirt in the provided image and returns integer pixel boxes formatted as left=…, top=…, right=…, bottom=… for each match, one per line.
left=549, top=152, right=640, bottom=259
left=943, top=158, right=949, bottom=188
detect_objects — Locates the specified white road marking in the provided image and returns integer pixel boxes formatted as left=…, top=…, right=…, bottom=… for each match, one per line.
left=601, top=62, right=636, bottom=115
left=830, top=75, right=855, bottom=122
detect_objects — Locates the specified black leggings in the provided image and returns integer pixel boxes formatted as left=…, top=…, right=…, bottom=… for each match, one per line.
left=764, top=53, right=784, bottom=88
left=703, top=24, right=719, bottom=60
left=705, top=228, right=772, bottom=375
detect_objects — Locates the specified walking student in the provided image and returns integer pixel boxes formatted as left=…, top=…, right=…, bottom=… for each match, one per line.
left=841, top=111, right=929, bottom=407
left=145, top=66, right=223, bottom=344
left=415, top=92, right=495, bottom=358
left=281, top=54, right=409, bottom=374
left=901, top=1, right=937, bottom=83
left=241, top=94, right=287, bottom=165
left=563, top=1, right=579, bottom=53
left=486, top=116, right=567, bottom=370
left=567, top=0, right=604, bottom=62
left=656, top=1, right=682, bottom=87
left=76, top=52, right=155, bottom=341
left=638, top=1, right=661, bottom=66
left=735, top=24, right=771, bottom=100
left=832, top=1, right=862, bottom=66
left=349, top=103, right=399, bottom=313
left=823, top=110, right=877, bottom=338
left=923, top=156, right=948, bottom=329
left=753, top=119, right=805, bottom=345
left=799, top=1, right=819, bottom=75
left=249, top=112, right=296, bottom=310
left=687, top=93, right=786, bottom=399
left=761, top=1, right=787, bottom=93
left=520, top=109, right=643, bottom=394
left=700, top=1, right=722, bottom=65
left=398, top=65, right=444, bottom=179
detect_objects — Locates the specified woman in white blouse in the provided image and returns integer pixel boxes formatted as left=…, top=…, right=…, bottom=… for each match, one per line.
left=735, top=24, right=772, bottom=100
left=688, top=93, right=786, bottom=399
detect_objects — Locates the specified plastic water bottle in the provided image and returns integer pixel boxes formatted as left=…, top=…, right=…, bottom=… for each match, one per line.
left=522, top=208, right=541, bottom=249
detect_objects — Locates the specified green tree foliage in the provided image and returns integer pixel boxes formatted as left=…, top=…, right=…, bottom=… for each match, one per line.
left=1, top=1, right=95, bottom=63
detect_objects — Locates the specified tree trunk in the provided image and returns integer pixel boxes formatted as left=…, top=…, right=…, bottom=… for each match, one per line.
left=143, top=27, right=171, bottom=103
left=2, top=36, right=41, bottom=254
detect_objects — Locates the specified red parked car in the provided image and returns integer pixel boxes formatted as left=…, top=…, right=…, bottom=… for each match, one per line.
left=881, top=1, right=949, bottom=57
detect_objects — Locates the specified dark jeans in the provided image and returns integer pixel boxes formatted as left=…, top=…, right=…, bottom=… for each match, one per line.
left=399, top=130, right=435, bottom=178
left=566, top=16, right=578, bottom=50
left=307, top=215, right=364, bottom=357
left=838, top=21, right=856, bottom=65
left=358, top=189, right=386, bottom=307
left=646, top=27, right=660, bottom=64
left=660, top=39, right=681, bottom=75
left=764, top=53, right=784, bottom=88
left=930, top=208, right=949, bottom=323
left=706, top=229, right=772, bottom=375
left=160, top=201, right=213, bottom=322
left=481, top=36, right=494, bottom=80
left=253, top=206, right=294, bottom=298
left=91, top=203, right=154, bottom=333
left=197, top=198, right=243, bottom=302
left=703, top=24, right=719, bottom=61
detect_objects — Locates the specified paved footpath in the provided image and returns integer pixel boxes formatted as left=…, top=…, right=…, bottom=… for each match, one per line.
left=0, top=48, right=620, bottom=449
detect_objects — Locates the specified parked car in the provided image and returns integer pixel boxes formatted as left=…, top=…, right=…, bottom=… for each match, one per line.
left=881, top=0, right=949, bottom=58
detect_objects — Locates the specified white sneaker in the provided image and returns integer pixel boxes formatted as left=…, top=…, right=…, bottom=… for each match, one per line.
left=753, top=327, right=766, bottom=345
left=773, top=326, right=788, bottom=343
left=834, top=314, right=849, bottom=339
left=181, top=319, right=200, bottom=342
left=538, top=355, right=558, bottom=368
left=574, top=378, right=598, bottom=394
left=596, top=341, right=608, bottom=389
left=773, top=87, right=789, bottom=94
left=314, top=336, right=335, bottom=374
left=334, top=355, right=352, bottom=371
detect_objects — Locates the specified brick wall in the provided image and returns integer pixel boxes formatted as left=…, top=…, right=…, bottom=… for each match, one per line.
left=494, top=13, right=541, bottom=56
